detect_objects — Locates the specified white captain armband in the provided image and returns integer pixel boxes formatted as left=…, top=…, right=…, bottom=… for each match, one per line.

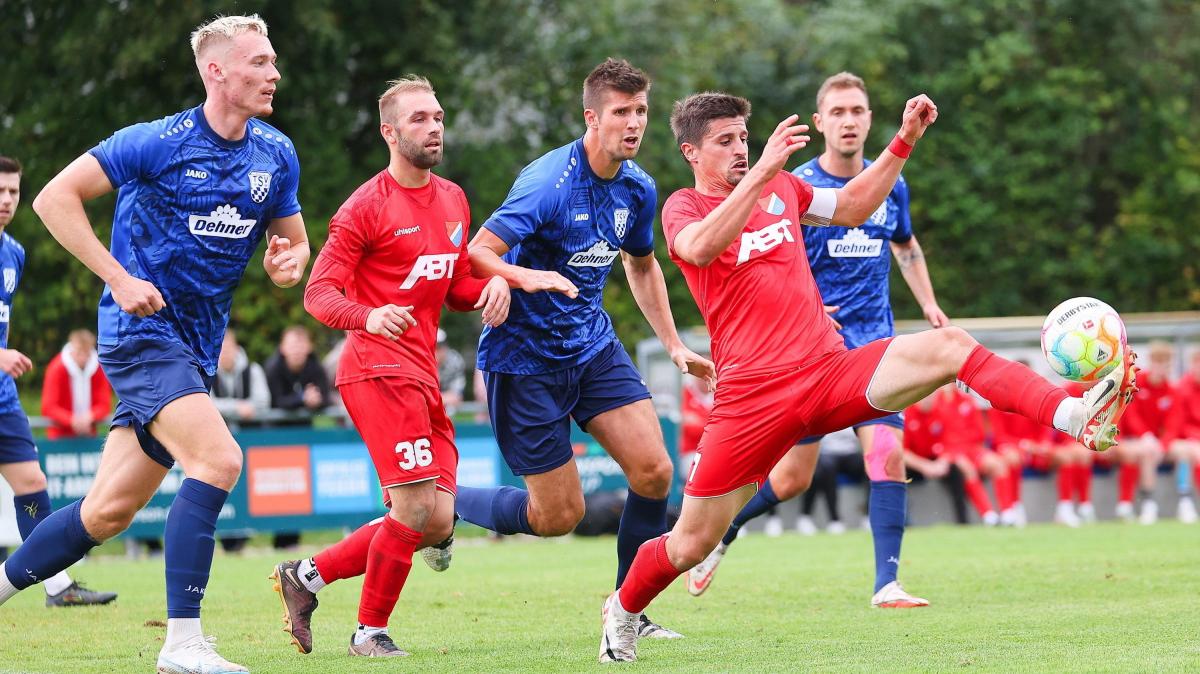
left=801, top=187, right=837, bottom=227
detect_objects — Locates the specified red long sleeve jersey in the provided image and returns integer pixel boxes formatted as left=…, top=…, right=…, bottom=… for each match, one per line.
left=1163, top=374, right=1200, bottom=445
left=304, top=171, right=487, bottom=389
left=1119, top=372, right=1172, bottom=438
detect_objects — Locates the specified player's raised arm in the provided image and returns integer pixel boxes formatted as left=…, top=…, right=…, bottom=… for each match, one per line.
left=825, top=94, right=937, bottom=228
left=32, top=153, right=165, bottom=317
left=264, top=213, right=311, bottom=288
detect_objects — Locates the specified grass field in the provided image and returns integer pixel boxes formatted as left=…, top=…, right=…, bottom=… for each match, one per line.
left=1, top=522, right=1197, bottom=673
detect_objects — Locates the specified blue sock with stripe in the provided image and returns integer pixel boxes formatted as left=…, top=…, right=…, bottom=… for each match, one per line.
left=869, top=480, right=907, bottom=592
left=164, top=478, right=228, bottom=618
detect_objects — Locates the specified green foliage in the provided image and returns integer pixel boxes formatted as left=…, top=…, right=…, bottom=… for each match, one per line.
left=1, top=0, right=1196, bottom=373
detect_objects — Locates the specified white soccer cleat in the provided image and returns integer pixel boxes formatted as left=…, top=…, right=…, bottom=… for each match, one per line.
left=599, top=592, right=640, bottom=663
left=1178, top=496, right=1198, bottom=524
left=686, top=542, right=727, bottom=597
left=1054, top=501, right=1081, bottom=528
left=1115, top=501, right=1135, bottom=522
left=999, top=508, right=1020, bottom=527
left=827, top=520, right=847, bottom=535
left=871, top=581, right=929, bottom=608
left=157, top=635, right=248, bottom=674
left=419, top=535, right=453, bottom=572
left=637, top=614, right=684, bottom=639
left=1138, top=499, right=1158, bottom=525
left=763, top=515, right=784, bottom=537
left=796, top=515, right=818, bottom=536
left=1077, top=502, right=1096, bottom=524
left=982, top=511, right=1000, bottom=527
left=1074, top=353, right=1138, bottom=452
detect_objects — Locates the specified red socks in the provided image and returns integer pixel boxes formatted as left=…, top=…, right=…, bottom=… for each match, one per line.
left=1008, top=464, right=1023, bottom=505
left=1071, top=464, right=1092, bottom=503
left=313, top=517, right=383, bottom=583
left=358, top=516, right=422, bottom=627
left=1117, top=464, right=1140, bottom=503
left=1056, top=466, right=1073, bottom=501
left=958, top=346, right=1069, bottom=428
left=964, top=478, right=994, bottom=516
left=617, top=535, right=681, bottom=614
left=993, top=472, right=1016, bottom=512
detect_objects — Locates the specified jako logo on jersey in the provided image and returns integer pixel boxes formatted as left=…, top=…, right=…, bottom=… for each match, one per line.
left=248, top=171, right=272, bottom=203
left=394, top=225, right=421, bottom=236
left=3, top=268, right=14, bottom=293
left=400, top=253, right=457, bottom=289
left=613, top=208, right=630, bottom=239
left=188, top=204, right=257, bottom=239
left=446, top=221, right=463, bottom=246
left=568, top=241, right=620, bottom=267
left=737, top=219, right=793, bottom=264
left=756, top=192, right=786, bottom=216
left=573, top=212, right=590, bottom=222
left=827, top=228, right=883, bottom=258
left=184, top=168, right=208, bottom=180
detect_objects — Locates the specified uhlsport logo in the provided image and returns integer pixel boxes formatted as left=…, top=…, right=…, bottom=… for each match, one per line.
left=401, top=253, right=457, bottom=289
left=827, top=228, right=883, bottom=258
left=613, top=208, right=630, bottom=239
left=188, top=204, right=257, bottom=240
left=568, top=240, right=620, bottom=267
left=3, top=268, right=14, bottom=293
left=248, top=171, right=272, bottom=203
left=737, top=219, right=793, bottom=264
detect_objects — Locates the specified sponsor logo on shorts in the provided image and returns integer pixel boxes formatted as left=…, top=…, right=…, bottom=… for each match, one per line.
left=827, top=228, right=883, bottom=258
left=188, top=204, right=257, bottom=239
left=568, top=240, right=620, bottom=267
left=401, top=253, right=457, bottom=289
left=737, top=218, right=793, bottom=264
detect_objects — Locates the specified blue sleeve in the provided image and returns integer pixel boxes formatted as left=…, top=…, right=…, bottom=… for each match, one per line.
left=273, top=145, right=302, bottom=218
left=88, top=121, right=169, bottom=189
left=13, top=246, right=24, bottom=295
left=890, top=175, right=913, bottom=243
left=621, top=179, right=656, bottom=257
left=482, top=162, right=559, bottom=249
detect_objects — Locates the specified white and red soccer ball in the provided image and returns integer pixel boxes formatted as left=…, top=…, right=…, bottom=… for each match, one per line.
left=1041, top=297, right=1127, bottom=382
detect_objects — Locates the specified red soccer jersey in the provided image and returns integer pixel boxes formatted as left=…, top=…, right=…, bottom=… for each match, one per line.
left=305, top=171, right=487, bottom=388
left=903, top=402, right=942, bottom=459
left=989, top=407, right=1053, bottom=450
left=1119, top=371, right=1173, bottom=438
left=661, top=172, right=844, bottom=381
left=930, top=387, right=985, bottom=452
left=1163, top=374, right=1200, bottom=444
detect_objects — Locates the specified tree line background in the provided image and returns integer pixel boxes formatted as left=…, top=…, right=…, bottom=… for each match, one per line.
left=1, top=0, right=1197, bottom=375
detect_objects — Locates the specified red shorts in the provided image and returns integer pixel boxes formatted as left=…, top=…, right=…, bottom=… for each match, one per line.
left=942, top=444, right=990, bottom=466
left=339, top=376, right=457, bottom=496
left=685, top=339, right=893, bottom=498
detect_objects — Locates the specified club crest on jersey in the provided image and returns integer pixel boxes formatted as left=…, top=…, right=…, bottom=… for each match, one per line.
left=446, top=221, right=463, bottom=246
left=827, top=228, right=883, bottom=258
left=248, top=171, right=272, bottom=204
left=737, top=219, right=793, bottom=265
left=613, top=208, right=630, bottom=239
left=188, top=204, right=257, bottom=240
left=869, top=201, right=888, bottom=226
left=756, top=192, right=786, bottom=216
left=568, top=240, right=620, bottom=267
left=2, top=268, right=14, bottom=294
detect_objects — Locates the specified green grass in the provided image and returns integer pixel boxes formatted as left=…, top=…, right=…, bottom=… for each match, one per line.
left=2, top=522, right=1198, bottom=673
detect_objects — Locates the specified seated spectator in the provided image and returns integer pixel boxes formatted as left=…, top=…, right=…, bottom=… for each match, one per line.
left=903, top=397, right=968, bottom=525
left=210, top=327, right=270, bottom=425
left=436, top=328, right=466, bottom=414
left=265, top=325, right=331, bottom=424
left=1118, top=340, right=1175, bottom=524
left=1052, top=382, right=1097, bottom=527
left=1164, top=346, right=1200, bottom=524
left=929, top=384, right=1013, bottom=526
left=41, top=329, right=112, bottom=439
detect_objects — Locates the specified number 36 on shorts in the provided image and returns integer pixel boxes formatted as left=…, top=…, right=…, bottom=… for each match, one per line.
left=394, top=438, right=433, bottom=470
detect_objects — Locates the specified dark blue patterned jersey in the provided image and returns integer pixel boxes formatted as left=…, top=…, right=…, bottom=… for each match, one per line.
left=89, top=105, right=301, bottom=375
left=0, top=232, right=26, bottom=413
left=476, top=138, right=656, bottom=374
left=793, top=157, right=912, bottom=348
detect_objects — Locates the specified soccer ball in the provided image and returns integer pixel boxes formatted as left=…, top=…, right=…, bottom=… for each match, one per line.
left=1041, top=297, right=1126, bottom=382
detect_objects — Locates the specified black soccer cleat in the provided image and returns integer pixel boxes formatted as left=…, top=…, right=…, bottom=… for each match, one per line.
left=45, top=581, right=117, bottom=607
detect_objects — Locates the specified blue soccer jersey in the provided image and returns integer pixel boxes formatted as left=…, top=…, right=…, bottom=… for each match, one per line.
left=0, top=232, right=26, bottom=414
left=476, top=138, right=656, bottom=374
left=794, top=157, right=912, bottom=348
left=89, top=105, right=301, bottom=375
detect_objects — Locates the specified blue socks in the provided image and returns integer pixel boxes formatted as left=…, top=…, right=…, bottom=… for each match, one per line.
left=13, top=490, right=52, bottom=540
left=164, top=478, right=228, bottom=619
left=3, top=499, right=97, bottom=590
left=455, top=485, right=535, bottom=535
left=869, top=480, right=907, bottom=592
left=722, top=480, right=781, bottom=546
left=615, top=490, right=668, bottom=588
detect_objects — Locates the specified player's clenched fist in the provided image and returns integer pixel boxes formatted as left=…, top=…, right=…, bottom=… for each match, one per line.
left=366, top=304, right=417, bottom=341
left=898, top=94, right=938, bottom=144
left=0, top=348, right=32, bottom=378
left=475, top=276, right=511, bottom=327
left=110, top=272, right=166, bottom=317
left=517, top=269, right=579, bottom=299
left=265, top=234, right=304, bottom=287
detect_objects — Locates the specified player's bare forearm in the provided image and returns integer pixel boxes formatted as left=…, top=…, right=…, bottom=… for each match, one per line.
left=265, top=214, right=311, bottom=287
left=622, top=252, right=684, bottom=351
left=891, top=237, right=947, bottom=327
left=673, top=169, right=770, bottom=267
left=832, top=153, right=907, bottom=227
left=32, top=154, right=127, bottom=284
left=469, top=227, right=578, bottom=297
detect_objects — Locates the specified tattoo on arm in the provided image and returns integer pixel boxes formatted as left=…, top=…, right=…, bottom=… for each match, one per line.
left=895, top=242, right=925, bottom=271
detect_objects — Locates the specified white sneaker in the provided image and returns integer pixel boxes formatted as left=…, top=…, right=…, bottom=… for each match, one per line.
left=686, top=542, right=727, bottom=597
left=1138, top=499, right=1159, bottom=525
left=827, top=520, right=847, bottom=535
left=1077, top=502, right=1096, bottom=524
left=1054, top=501, right=1081, bottom=528
left=796, top=515, right=818, bottom=536
left=1073, top=354, right=1138, bottom=452
left=599, top=592, right=640, bottom=663
left=982, top=511, right=1000, bottom=527
left=637, top=614, right=684, bottom=639
left=157, top=635, right=248, bottom=674
left=1178, top=496, right=1198, bottom=524
left=1115, top=501, right=1135, bottom=522
left=419, top=535, right=453, bottom=572
left=1000, top=508, right=1019, bottom=527
left=871, top=581, right=930, bottom=608
left=763, top=515, right=784, bottom=537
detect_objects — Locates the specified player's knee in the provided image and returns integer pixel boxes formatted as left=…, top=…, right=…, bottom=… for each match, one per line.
left=83, top=499, right=139, bottom=541
left=771, top=471, right=808, bottom=500
left=932, top=326, right=978, bottom=373
left=671, top=532, right=721, bottom=570
left=195, top=447, right=243, bottom=491
left=531, top=499, right=584, bottom=537
left=421, top=514, right=454, bottom=546
left=628, top=456, right=673, bottom=499
left=10, top=470, right=47, bottom=495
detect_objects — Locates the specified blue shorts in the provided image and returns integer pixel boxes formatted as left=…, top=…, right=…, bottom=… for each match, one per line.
left=0, top=410, right=38, bottom=464
left=798, top=411, right=905, bottom=446
left=485, top=338, right=652, bottom=476
left=99, top=338, right=213, bottom=469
